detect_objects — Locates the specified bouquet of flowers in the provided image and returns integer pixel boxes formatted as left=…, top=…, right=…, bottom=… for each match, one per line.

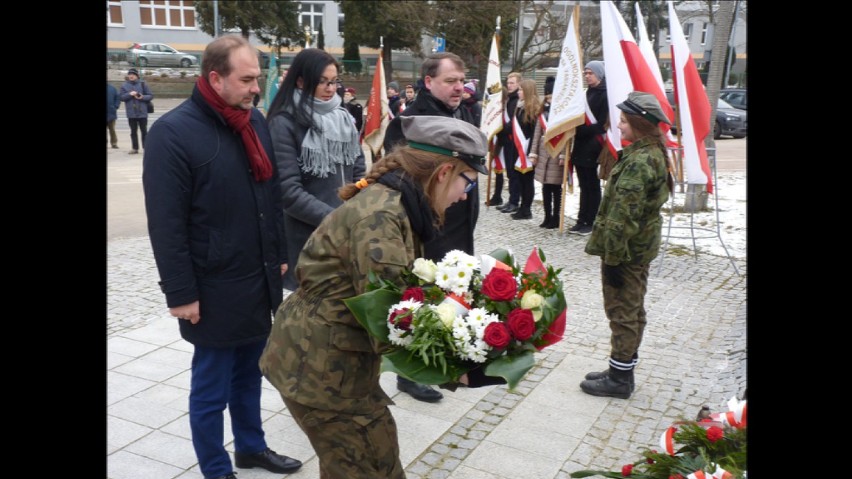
left=344, top=247, right=566, bottom=389
left=570, top=396, right=747, bottom=479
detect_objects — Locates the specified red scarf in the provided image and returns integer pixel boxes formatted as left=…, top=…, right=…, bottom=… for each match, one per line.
left=197, top=76, right=272, bottom=182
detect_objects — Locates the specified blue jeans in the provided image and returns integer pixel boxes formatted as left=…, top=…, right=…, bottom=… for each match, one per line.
left=190, top=340, right=268, bottom=478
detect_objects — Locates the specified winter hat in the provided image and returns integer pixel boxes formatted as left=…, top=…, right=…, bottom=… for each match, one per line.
left=584, top=61, right=605, bottom=81
left=127, top=68, right=140, bottom=77
left=388, top=81, right=400, bottom=93
left=464, top=82, right=476, bottom=95
left=544, top=76, right=556, bottom=96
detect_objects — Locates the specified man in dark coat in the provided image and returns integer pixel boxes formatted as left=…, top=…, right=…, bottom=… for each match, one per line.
left=383, top=51, right=479, bottom=403
left=569, top=60, right=609, bottom=235
left=143, top=35, right=302, bottom=479
left=107, top=82, right=120, bottom=148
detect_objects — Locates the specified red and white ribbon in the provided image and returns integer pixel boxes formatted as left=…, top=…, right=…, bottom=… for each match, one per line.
left=710, top=396, right=747, bottom=429
left=659, top=425, right=677, bottom=455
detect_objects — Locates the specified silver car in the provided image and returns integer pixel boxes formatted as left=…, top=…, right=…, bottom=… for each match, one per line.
left=127, top=43, right=198, bottom=68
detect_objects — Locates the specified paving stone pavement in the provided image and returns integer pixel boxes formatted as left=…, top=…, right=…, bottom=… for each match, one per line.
left=107, top=191, right=746, bottom=478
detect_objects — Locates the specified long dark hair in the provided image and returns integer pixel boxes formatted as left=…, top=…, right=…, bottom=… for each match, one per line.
left=266, top=48, right=339, bottom=128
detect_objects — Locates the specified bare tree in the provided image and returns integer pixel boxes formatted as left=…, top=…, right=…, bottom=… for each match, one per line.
left=704, top=0, right=734, bottom=149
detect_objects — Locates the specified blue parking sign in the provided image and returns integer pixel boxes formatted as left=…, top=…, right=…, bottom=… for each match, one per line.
left=433, top=36, right=445, bottom=52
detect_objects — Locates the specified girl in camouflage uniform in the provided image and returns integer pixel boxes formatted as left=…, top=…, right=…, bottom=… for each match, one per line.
left=259, top=116, right=491, bottom=478
left=580, top=92, right=672, bottom=400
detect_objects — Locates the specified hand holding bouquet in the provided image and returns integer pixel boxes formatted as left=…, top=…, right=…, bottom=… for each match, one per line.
left=344, top=247, right=566, bottom=389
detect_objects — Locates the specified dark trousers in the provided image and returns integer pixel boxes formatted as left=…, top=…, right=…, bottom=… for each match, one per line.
left=506, top=166, right=521, bottom=207
left=190, top=340, right=268, bottom=478
left=517, top=170, right=535, bottom=213
left=128, top=117, right=148, bottom=151
left=576, top=164, right=601, bottom=225
left=542, top=183, right=562, bottom=220
left=490, top=172, right=504, bottom=201
left=107, top=120, right=118, bottom=147
left=601, top=261, right=650, bottom=364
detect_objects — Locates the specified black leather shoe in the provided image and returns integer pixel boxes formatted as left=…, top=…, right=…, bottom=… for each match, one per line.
left=500, top=204, right=519, bottom=213
left=487, top=196, right=503, bottom=206
left=584, top=370, right=635, bottom=391
left=495, top=203, right=511, bottom=212
left=511, top=210, right=532, bottom=220
left=397, top=377, right=443, bottom=402
left=212, top=474, right=237, bottom=479
left=234, top=448, right=302, bottom=474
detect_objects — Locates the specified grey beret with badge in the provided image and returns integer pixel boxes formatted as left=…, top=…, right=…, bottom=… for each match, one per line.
left=401, top=115, right=489, bottom=174
left=616, top=91, right=672, bottom=126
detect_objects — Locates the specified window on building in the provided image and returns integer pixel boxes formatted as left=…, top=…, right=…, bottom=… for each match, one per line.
left=338, top=12, right=344, bottom=34
left=139, top=0, right=196, bottom=29
left=107, top=0, right=123, bottom=25
left=683, top=23, right=693, bottom=42
left=700, top=22, right=708, bottom=45
left=300, top=2, right=324, bottom=34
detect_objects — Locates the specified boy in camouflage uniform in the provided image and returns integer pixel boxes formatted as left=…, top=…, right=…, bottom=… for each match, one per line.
left=580, top=92, right=672, bottom=399
left=259, top=116, right=492, bottom=478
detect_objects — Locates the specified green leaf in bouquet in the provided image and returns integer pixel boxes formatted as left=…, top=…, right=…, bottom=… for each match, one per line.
left=487, top=247, right=515, bottom=269
left=343, top=288, right=401, bottom=341
left=381, top=349, right=469, bottom=385
left=483, top=350, right=535, bottom=390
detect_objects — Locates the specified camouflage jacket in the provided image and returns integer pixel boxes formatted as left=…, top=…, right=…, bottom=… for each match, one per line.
left=259, top=183, right=422, bottom=414
left=584, top=136, right=669, bottom=266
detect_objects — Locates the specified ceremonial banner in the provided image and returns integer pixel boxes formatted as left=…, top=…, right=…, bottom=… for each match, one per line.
left=363, top=51, right=390, bottom=157
left=481, top=32, right=504, bottom=172
left=543, top=4, right=584, bottom=157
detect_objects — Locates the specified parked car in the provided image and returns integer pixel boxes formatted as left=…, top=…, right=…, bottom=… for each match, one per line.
left=127, top=43, right=198, bottom=68
left=665, top=91, right=747, bottom=139
left=719, top=88, right=747, bottom=110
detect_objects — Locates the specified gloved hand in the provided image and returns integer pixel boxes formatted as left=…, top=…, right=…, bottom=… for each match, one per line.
left=603, top=263, right=625, bottom=288
left=464, top=365, right=508, bottom=388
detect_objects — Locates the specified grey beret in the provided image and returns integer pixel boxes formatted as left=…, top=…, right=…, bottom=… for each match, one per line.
left=617, top=91, right=672, bottom=126
left=401, top=115, right=489, bottom=174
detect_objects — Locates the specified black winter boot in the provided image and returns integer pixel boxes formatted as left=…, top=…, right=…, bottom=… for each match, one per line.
left=580, top=367, right=634, bottom=399
left=584, top=369, right=635, bottom=391
left=540, top=191, right=553, bottom=227
left=547, top=188, right=562, bottom=229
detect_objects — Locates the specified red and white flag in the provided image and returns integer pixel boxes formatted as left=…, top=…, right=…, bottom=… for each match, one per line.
left=481, top=32, right=504, bottom=173
left=669, top=1, right=713, bottom=193
left=363, top=50, right=390, bottom=157
left=543, top=4, right=585, bottom=157
left=599, top=1, right=675, bottom=156
left=635, top=3, right=677, bottom=146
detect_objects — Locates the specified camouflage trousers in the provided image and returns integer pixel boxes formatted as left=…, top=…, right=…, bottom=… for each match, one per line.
left=601, top=261, right=650, bottom=364
left=283, top=397, right=405, bottom=479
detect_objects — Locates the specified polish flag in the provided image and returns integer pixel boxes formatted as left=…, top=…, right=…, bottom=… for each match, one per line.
left=635, top=3, right=677, bottom=146
left=669, top=1, right=713, bottom=193
left=543, top=4, right=585, bottom=157
left=362, top=51, right=390, bottom=157
left=599, top=1, right=675, bottom=155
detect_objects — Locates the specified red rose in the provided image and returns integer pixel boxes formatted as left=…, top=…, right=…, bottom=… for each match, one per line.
left=402, top=287, right=425, bottom=302
left=389, top=309, right=413, bottom=331
left=483, top=322, right=511, bottom=348
left=706, top=426, right=724, bottom=442
left=507, top=308, right=535, bottom=340
left=621, top=464, right=633, bottom=476
left=481, top=269, right=518, bottom=301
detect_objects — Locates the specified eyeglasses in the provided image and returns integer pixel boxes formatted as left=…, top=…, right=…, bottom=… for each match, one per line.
left=319, top=78, right=342, bottom=89
left=459, top=173, right=477, bottom=194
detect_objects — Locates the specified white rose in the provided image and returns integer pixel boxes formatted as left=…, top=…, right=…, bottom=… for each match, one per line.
left=435, top=302, right=459, bottom=328
left=412, top=258, right=438, bottom=283
left=521, top=292, right=545, bottom=321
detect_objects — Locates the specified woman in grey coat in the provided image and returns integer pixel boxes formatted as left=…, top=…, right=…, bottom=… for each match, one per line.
left=266, top=49, right=365, bottom=290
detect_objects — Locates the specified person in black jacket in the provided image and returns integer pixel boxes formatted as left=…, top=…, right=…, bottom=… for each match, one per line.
left=383, top=52, right=479, bottom=404
left=343, top=87, right=363, bottom=133
left=493, top=72, right=522, bottom=211
left=143, top=35, right=302, bottom=479
left=569, top=60, right=609, bottom=235
left=461, top=81, right=482, bottom=127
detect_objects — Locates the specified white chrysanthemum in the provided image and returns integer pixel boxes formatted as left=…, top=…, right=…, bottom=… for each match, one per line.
left=387, top=299, right=423, bottom=320
left=388, top=327, right=414, bottom=347
left=440, top=250, right=467, bottom=266
left=450, top=311, right=497, bottom=362
left=412, top=258, right=438, bottom=283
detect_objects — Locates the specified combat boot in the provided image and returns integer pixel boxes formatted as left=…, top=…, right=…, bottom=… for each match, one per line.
left=584, top=369, right=635, bottom=392
left=580, top=367, right=633, bottom=399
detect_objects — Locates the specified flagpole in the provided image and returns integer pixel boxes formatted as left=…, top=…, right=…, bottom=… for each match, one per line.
left=558, top=5, right=580, bottom=235
left=486, top=16, right=500, bottom=208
